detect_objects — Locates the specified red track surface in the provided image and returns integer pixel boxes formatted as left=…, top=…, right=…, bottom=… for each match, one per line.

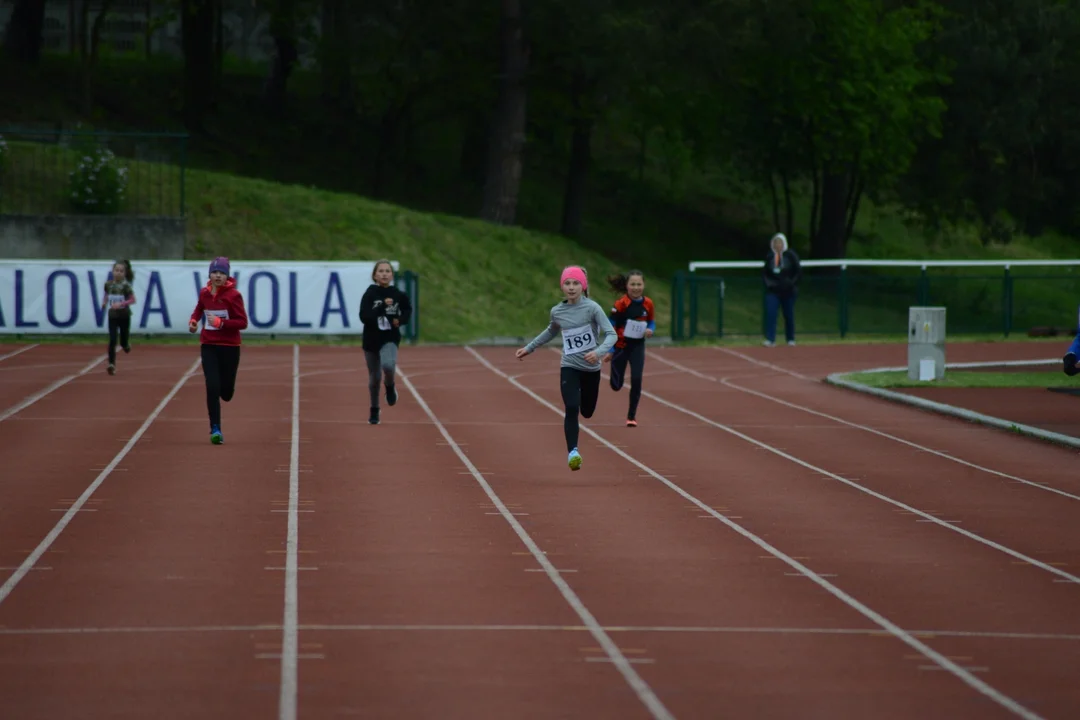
left=0, top=340, right=1077, bottom=719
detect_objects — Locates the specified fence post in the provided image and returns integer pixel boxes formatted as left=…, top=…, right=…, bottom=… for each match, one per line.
left=397, top=270, right=420, bottom=343
left=688, top=272, right=699, bottom=339
left=716, top=278, right=725, bottom=338
left=669, top=272, right=679, bottom=341
left=917, top=266, right=929, bottom=305
left=1002, top=266, right=1012, bottom=337
left=838, top=265, right=849, bottom=338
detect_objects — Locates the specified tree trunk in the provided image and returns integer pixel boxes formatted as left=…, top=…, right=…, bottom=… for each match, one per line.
left=459, top=111, right=489, bottom=187
left=559, top=69, right=592, bottom=238
left=781, top=170, right=794, bottom=242
left=3, top=0, right=47, bottom=64
left=479, top=0, right=530, bottom=225
left=319, top=0, right=353, bottom=113
left=81, top=0, right=115, bottom=116
left=263, top=35, right=298, bottom=114
left=181, top=0, right=218, bottom=130
left=812, top=170, right=850, bottom=261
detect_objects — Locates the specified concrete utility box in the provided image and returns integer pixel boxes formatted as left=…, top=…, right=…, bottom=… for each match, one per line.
left=908, top=307, right=946, bottom=381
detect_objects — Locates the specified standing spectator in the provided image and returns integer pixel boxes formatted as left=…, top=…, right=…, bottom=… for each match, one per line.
left=762, top=233, right=801, bottom=347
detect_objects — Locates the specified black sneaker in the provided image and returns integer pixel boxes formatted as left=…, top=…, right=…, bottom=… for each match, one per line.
left=386, top=384, right=398, bottom=406
left=123, top=345, right=131, bottom=354
left=1065, top=353, right=1078, bottom=377
left=369, top=407, right=380, bottom=425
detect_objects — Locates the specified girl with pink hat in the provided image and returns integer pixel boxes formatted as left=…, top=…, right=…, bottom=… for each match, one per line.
left=515, top=265, right=617, bottom=471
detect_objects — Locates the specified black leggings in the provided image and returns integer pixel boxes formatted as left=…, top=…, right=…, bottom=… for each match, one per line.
left=609, top=342, right=646, bottom=419
left=201, top=344, right=241, bottom=429
left=560, top=366, right=601, bottom=453
left=107, top=313, right=130, bottom=365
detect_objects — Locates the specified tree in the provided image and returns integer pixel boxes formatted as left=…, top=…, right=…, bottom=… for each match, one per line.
left=713, top=0, right=948, bottom=258
left=2, top=0, right=46, bottom=65
left=480, top=0, right=530, bottom=225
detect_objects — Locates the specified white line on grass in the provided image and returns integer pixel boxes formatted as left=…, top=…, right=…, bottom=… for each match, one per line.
left=0, top=358, right=200, bottom=605
left=397, top=366, right=676, bottom=720
left=465, top=346, right=1046, bottom=720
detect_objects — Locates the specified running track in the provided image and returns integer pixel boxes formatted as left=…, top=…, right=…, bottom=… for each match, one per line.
left=0, top=341, right=1076, bottom=719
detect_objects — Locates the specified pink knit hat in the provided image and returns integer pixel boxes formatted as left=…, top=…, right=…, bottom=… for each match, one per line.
left=560, top=265, right=588, bottom=292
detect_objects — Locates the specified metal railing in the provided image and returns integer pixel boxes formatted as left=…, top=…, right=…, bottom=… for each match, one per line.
left=672, top=259, right=1080, bottom=340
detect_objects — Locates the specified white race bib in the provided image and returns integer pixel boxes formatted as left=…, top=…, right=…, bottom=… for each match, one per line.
left=204, top=309, right=228, bottom=330
left=107, top=293, right=126, bottom=307
left=561, top=325, right=597, bottom=356
left=623, top=319, right=647, bottom=339
left=377, top=316, right=392, bottom=331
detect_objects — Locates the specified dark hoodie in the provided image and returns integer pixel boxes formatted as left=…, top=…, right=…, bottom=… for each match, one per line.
left=763, top=233, right=801, bottom=296
left=189, top=277, right=249, bottom=346
left=359, top=282, right=413, bottom=351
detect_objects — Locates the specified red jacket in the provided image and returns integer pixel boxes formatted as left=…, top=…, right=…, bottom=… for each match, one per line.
left=189, top=278, right=248, bottom=346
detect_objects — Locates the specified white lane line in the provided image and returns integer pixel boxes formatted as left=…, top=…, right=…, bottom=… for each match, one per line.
left=0, top=344, right=39, bottom=363
left=0, top=355, right=105, bottom=423
left=397, top=366, right=676, bottom=720
left=713, top=346, right=816, bottom=380
left=465, top=346, right=1045, bottom=720
left=656, top=351, right=1080, bottom=503
left=3, top=623, right=1080, bottom=642
left=641, top=352, right=1080, bottom=582
left=0, top=359, right=199, bottom=606
left=279, top=344, right=301, bottom=720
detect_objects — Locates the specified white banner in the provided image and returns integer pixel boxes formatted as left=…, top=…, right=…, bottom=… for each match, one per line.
left=0, top=260, right=402, bottom=335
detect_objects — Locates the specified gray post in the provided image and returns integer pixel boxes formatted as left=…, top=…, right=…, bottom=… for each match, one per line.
left=908, top=307, right=946, bottom=381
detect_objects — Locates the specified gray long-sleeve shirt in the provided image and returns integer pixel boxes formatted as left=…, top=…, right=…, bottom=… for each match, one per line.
left=524, top=297, right=617, bottom=371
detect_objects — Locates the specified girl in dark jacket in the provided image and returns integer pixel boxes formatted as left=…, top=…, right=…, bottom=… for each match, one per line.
left=358, top=259, right=413, bottom=425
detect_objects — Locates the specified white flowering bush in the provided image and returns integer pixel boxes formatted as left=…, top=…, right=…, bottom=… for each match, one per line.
left=68, top=147, right=128, bottom=214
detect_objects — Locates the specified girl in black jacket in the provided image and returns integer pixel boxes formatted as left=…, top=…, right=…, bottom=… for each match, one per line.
left=358, top=259, right=413, bottom=424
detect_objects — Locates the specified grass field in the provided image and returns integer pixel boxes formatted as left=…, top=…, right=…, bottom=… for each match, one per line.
left=843, top=368, right=1072, bottom=388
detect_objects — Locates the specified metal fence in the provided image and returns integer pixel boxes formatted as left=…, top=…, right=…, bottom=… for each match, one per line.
left=671, top=260, right=1080, bottom=340
left=0, top=127, right=188, bottom=217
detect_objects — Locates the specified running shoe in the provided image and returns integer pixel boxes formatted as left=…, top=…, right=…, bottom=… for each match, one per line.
left=210, top=425, right=223, bottom=444
left=386, top=384, right=398, bottom=406
left=568, top=448, right=582, bottom=471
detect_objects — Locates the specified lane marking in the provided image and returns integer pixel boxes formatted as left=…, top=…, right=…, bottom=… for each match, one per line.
left=0, top=344, right=39, bottom=363
left=0, top=359, right=199, bottom=606
left=0, top=355, right=105, bottom=423
left=3, top=623, right=1080, bottom=642
left=659, top=351, right=1080, bottom=503
left=278, top=344, right=301, bottom=720
left=397, top=366, right=676, bottom=720
left=637, top=354, right=1080, bottom=585
left=466, top=346, right=1045, bottom=720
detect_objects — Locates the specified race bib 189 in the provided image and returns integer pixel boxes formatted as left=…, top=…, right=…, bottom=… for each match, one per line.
left=623, top=319, right=647, bottom=339
left=562, top=324, right=597, bottom=355
left=106, top=293, right=126, bottom=307
left=204, top=309, right=228, bottom=330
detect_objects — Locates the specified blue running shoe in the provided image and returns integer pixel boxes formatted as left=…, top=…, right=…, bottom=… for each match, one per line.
left=568, top=448, right=582, bottom=471
left=210, top=425, right=223, bottom=444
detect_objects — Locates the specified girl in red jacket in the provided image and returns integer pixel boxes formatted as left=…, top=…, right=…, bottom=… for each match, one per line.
left=188, top=257, right=248, bottom=444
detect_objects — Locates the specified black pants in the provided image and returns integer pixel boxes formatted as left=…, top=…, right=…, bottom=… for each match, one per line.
left=201, top=344, right=241, bottom=429
left=107, top=312, right=130, bottom=365
left=560, top=366, right=601, bottom=453
left=609, top=341, right=646, bottom=419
